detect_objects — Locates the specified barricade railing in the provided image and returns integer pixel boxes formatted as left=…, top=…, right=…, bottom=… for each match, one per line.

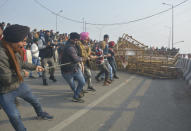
left=176, top=57, right=191, bottom=86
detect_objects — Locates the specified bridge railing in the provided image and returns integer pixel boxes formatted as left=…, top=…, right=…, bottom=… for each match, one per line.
left=175, top=55, right=191, bottom=86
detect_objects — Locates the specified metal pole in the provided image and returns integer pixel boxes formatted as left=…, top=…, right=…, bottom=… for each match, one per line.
left=85, top=21, right=86, bottom=32
left=82, top=17, right=84, bottom=32
left=99, top=28, right=102, bottom=41
left=56, top=15, right=57, bottom=32
left=55, top=10, right=63, bottom=33
left=168, top=28, right=171, bottom=49
left=172, top=5, right=174, bottom=49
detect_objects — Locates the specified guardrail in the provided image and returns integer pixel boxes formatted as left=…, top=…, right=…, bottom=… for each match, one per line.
left=175, top=57, right=191, bottom=86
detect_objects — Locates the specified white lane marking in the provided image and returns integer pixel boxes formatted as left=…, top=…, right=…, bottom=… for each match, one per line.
left=127, top=99, right=140, bottom=109
left=48, top=76, right=135, bottom=131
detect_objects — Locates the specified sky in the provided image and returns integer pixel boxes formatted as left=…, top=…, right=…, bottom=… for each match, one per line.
left=0, top=0, right=191, bottom=53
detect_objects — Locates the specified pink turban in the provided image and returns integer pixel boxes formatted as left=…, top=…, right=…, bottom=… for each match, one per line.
left=80, top=32, right=89, bottom=41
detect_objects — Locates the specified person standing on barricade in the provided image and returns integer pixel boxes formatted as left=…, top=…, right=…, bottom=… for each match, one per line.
left=0, top=24, right=53, bottom=131
left=39, top=30, right=57, bottom=85
left=60, top=32, right=86, bottom=103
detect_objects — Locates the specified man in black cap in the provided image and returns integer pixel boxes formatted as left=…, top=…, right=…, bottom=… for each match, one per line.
left=0, top=24, right=53, bottom=131
left=60, top=32, right=86, bottom=103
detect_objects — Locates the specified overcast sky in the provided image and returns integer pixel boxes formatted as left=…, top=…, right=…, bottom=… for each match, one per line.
left=0, top=0, right=190, bottom=53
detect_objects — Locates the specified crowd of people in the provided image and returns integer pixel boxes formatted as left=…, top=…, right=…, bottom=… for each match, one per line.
left=145, top=46, right=180, bottom=56
left=0, top=23, right=119, bottom=131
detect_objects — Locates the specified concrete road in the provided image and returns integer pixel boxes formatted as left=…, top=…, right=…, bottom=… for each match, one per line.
left=1, top=71, right=191, bottom=131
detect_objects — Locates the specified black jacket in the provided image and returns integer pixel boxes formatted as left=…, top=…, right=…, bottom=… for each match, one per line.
left=60, top=41, right=82, bottom=73
left=39, top=35, right=54, bottom=58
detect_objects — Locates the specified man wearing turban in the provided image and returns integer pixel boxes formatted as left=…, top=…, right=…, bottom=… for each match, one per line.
left=0, top=24, right=53, bottom=131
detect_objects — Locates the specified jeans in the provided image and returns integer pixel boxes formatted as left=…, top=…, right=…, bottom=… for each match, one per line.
left=100, top=61, right=113, bottom=80
left=62, top=68, right=85, bottom=99
left=84, top=66, right=92, bottom=88
left=109, top=60, right=117, bottom=75
left=96, top=63, right=109, bottom=81
left=0, top=83, right=43, bottom=131
left=41, top=57, right=55, bottom=80
left=29, top=57, right=41, bottom=77
left=108, top=62, right=113, bottom=79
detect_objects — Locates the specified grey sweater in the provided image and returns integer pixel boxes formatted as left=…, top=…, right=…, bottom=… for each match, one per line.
left=0, top=42, right=37, bottom=94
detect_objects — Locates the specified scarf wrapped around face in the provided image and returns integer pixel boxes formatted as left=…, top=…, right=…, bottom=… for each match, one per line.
left=2, top=40, right=24, bottom=82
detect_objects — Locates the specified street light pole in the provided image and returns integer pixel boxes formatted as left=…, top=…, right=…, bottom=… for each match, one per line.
left=56, top=15, right=57, bottom=32
left=56, top=10, right=63, bottom=33
left=164, top=26, right=171, bottom=49
left=172, top=4, right=174, bottom=49
left=162, top=3, right=174, bottom=49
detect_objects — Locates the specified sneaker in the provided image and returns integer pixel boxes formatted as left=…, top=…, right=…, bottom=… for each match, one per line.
left=79, top=91, right=84, bottom=98
left=49, top=76, right=57, bottom=82
left=106, top=80, right=112, bottom=84
left=43, top=79, right=48, bottom=86
left=87, top=86, right=96, bottom=91
left=37, top=112, right=53, bottom=120
left=82, top=89, right=88, bottom=93
left=103, top=81, right=110, bottom=86
left=72, top=97, right=85, bottom=103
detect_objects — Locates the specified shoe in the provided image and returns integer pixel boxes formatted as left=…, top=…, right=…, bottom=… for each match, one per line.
left=37, top=112, right=53, bottom=120
left=43, top=79, right=48, bottom=86
left=114, top=75, right=119, bottom=79
left=83, top=90, right=88, bottom=93
left=87, top=86, right=96, bottom=91
left=95, top=76, right=100, bottom=82
left=49, top=76, right=57, bottom=82
left=106, top=80, right=112, bottom=84
left=103, top=81, right=110, bottom=86
left=79, top=91, right=84, bottom=98
left=72, top=97, right=85, bottom=103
